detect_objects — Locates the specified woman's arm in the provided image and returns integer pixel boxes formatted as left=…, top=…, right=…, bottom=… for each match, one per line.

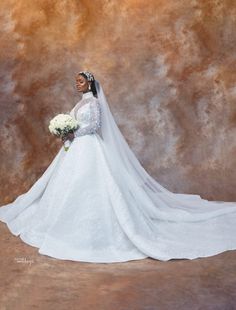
left=73, top=101, right=101, bottom=138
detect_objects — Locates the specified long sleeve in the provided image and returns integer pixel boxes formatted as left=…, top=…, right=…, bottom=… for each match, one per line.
left=74, top=101, right=102, bottom=137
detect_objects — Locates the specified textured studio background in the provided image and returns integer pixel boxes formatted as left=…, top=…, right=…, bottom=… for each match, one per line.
left=0, top=0, right=236, bottom=203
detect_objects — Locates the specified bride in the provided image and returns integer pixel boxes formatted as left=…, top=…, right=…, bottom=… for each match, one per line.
left=0, top=70, right=236, bottom=263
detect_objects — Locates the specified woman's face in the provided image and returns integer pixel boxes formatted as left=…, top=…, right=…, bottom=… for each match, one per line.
left=76, top=74, right=90, bottom=93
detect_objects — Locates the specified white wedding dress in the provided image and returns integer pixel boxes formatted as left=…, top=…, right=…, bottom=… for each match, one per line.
left=0, top=89, right=236, bottom=263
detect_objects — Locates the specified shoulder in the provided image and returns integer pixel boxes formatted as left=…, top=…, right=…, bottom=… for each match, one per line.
left=81, top=96, right=99, bottom=104
left=91, top=96, right=99, bottom=103
left=72, top=96, right=100, bottom=112
left=89, top=97, right=101, bottom=116
left=90, top=96, right=100, bottom=107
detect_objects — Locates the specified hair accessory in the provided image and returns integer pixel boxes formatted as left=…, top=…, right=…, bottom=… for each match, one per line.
left=79, top=71, right=95, bottom=82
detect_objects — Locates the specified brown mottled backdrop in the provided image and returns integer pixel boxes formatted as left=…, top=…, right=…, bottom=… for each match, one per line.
left=0, top=0, right=236, bottom=203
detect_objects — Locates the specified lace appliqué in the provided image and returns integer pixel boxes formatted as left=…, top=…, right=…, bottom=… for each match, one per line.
left=73, top=100, right=102, bottom=137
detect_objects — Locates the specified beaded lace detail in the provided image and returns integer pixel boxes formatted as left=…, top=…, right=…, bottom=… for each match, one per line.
left=69, top=95, right=102, bottom=138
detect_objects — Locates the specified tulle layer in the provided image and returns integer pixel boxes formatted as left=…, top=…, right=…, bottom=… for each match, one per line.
left=0, top=134, right=236, bottom=263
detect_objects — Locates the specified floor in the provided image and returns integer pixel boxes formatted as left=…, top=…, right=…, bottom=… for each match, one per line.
left=0, top=224, right=236, bottom=310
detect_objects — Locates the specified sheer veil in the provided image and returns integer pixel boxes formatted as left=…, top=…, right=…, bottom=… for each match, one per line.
left=94, top=79, right=236, bottom=222
left=95, top=79, right=173, bottom=195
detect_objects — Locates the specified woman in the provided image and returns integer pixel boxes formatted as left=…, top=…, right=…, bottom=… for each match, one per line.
left=0, top=71, right=236, bottom=263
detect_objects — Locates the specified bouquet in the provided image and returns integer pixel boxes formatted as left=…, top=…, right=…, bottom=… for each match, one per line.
left=49, top=113, right=80, bottom=151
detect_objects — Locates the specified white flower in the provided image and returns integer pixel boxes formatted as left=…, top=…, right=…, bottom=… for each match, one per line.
left=48, top=113, right=80, bottom=136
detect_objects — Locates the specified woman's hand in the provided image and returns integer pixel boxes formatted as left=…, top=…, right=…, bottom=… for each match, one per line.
left=61, top=132, right=75, bottom=143
left=67, top=132, right=75, bottom=141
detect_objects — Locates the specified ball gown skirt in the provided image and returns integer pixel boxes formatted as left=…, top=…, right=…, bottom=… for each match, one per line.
left=0, top=132, right=236, bottom=263
left=0, top=92, right=236, bottom=263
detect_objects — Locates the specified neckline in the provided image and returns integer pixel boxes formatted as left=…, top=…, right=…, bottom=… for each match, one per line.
left=82, top=91, right=93, bottom=99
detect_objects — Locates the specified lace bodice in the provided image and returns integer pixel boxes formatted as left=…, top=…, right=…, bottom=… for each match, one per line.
left=69, top=92, right=101, bottom=138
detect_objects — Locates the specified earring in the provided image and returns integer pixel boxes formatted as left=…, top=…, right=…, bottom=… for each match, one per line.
left=88, top=84, right=91, bottom=90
